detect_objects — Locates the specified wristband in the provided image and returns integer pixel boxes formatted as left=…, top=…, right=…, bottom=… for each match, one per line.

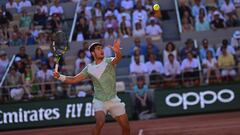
left=59, top=75, right=66, bottom=82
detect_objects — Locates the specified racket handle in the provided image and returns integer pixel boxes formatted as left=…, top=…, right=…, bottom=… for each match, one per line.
left=55, top=63, right=59, bottom=72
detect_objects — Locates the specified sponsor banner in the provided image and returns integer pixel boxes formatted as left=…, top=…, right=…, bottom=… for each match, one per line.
left=154, top=83, right=240, bottom=116
left=0, top=93, right=133, bottom=131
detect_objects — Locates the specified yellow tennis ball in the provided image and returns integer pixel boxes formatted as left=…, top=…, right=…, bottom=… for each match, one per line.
left=153, top=4, right=160, bottom=11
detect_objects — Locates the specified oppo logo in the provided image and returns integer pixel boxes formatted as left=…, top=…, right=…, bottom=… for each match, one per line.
left=165, top=89, right=235, bottom=110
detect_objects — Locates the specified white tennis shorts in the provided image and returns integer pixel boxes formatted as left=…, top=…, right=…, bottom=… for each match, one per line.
left=93, top=96, right=126, bottom=118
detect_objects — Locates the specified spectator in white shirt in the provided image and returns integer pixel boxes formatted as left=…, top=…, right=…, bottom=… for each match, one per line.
left=145, top=54, right=164, bottom=88
left=104, top=24, right=118, bottom=39
left=49, top=0, right=64, bottom=16
left=145, top=17, right=163, bottom=36
left=192, top=0, right=207, bottom=18
left=121, top=0, right=134, bottom=11
left=181, top=52, right=200, bottom=86
left=18, top=0, right=32, bottom=12
left=133, top=22, right=145, bottom=37
left=132, top=1, right=148, bottom=29
left=216, top=39, right=236, bottom=57
left=164, top=54, right=181, bottom=87
left=36, top=61, right=56, bottom=97
left=75, top=49, right=91, bottom=74
left=220, top=0, right=236, bottom=15
left=36, top=0, right=48, bottom=15
left=6, top=0, right=18, bottom=9
left=130, top=55, right=148, bottom=84
left=131, top=47, right=145, bottom=64
left=231, top=30, right=240, bottom=49
left=117, top=9, right=131, bottom=24
left=163, top=42, right=177, bottom=64
left=0, top=51, right=9, bottom=79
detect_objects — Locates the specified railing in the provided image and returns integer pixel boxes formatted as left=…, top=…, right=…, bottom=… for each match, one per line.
left=0, top=55, right=16, bottom=87
left=174, top=0, right=182, bottom=33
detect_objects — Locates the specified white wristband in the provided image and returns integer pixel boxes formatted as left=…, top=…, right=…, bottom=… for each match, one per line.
left=59, top=75, right=66, bottom=82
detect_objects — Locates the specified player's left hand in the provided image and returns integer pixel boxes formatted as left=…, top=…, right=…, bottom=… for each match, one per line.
left=109, top=39, right=121, bottom=53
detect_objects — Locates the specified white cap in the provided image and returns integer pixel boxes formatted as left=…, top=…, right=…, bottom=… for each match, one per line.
left=48, top=52, right=53, bottom=58
left=105, top=11, right=113, bottom=18
left=15, top=57, right=21, bottom=62
left=233, top=30, right=240, bottom=39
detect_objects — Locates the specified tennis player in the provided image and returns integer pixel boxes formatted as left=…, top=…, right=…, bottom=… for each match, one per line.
left=53, top=39, right=130, bottom=135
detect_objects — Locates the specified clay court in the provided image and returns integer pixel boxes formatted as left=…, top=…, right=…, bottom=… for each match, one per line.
left=1, top=111, right=240, bottom=135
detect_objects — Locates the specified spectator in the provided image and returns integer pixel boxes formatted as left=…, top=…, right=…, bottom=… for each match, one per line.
left=179, top=0, right=192, bottom=19
left=5, top=66, right=24, bottom=101
left=16, top=46, right=28, bottom=62
left=235, top=47, right=240, bottom=79
left=182, top=16, right=194, bottom=32
left=231, top=30, right=240, bottom=49
left=117, top=7, right=131, bottom=26
left=24, top=31, right=35, bottom=45
left=181, top=52, right=200, bottom=86
left=47, top=52, right=56, bottom=70
left=75, top=17, right=89, bottom=40
left=118, top=20, right=132, bottom=38
left=133, top=22, right=145, bottom=37
left=75, top=49, right=91, bottom=74
left=34, top=48, right=46, bottom=65
left=145, top=54, right=164, bottom=88
left=36, top=61, right=56, bottom=98
left=164, top=54, right=181, bottom=87
left=6, top=0, right=18, bottom=9
left=14, top=57, right=25, bottom=74
left=218, top=46, right=237, bottom=80
left=49, top=13, right=61, bottom=33
left=202, top=51, right=221, bottom=84
left=104, top=24, right=118, bottom=39
left=192, top=0, right=207, bottom=18
left=180, top=39, right=198, bottom=60
left=89, top=16, right=103, bottom=38
left=182, top=10, right=194, bottom=26
left=121, top=0, right=134, bottom=11
left=27, top=56, right=38, bottom=77
left=130, top=37, right=146, bottom=56
left=132, top=1, right=148, bottom=29
left=145, top=17, right=163, bottom=36
left=82, top=41, right=91, bottom=59
left=216, top=39, right=236, bottom=57
left=131, top=47, right=145, bottom=64
left=0, top=6, right=12, bottom=28
left=22, top=64, right=34, bottom=99
left=104, top=11, right=118, bottom=32
left=133, top=76, right=152, bottom=114
left=33, top=6, right=48, bottom=26
left=199, top=39, right=216, bottom=60
left=36, top=30, right=47, bottom=45
left=92, top=1, right=103, bottom=19
left=36, top=0, right=48, bottom=15
left=226, top=13, right=240, bottom=27
left=18, top=0, right=32, bottom=12
left=130, top=55, right=147, bottom=75
left=196, top=8, right=208, bottom=22
left=106, top=0, right=119, bottom=17
left=210, top=11, right=225, bottom=30
left=0, top=51, right=9, bottom=79
left=220, top=0, right=236, bottom=15
left=163, top=42, right=177, bottom=64
left=195, top=11, right=210, bottom=31
left=49, top=0, right=64, bottom=17
left=145, top=37, right=159, bottom=60
left=9, top=32, right=24, bottom=46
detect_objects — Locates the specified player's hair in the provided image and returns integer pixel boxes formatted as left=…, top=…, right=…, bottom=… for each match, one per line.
left=89, top=42, right=103, bottom=61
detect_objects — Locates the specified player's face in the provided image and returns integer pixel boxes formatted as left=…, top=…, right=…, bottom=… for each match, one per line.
left=93, top=46, right=104, bottom=59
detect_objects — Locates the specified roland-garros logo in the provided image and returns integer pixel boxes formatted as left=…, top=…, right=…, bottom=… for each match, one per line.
left=165, top=89, right=235, bottom=110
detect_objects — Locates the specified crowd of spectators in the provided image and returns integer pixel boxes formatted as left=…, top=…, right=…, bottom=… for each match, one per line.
left=179, top=0, right=240, bottom=32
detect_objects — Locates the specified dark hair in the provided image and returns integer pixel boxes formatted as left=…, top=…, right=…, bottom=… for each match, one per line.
left=89, top=42, right=102, bottom=52
left=77, top=49, right=85, bottom=57
left=165, top=42, right=176, bottom=51
left=35, top=48, right=44, bottom=59
left=222, top=39, right=228, bottom=46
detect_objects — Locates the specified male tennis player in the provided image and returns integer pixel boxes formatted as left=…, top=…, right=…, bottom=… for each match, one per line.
left=53, top=39, right=130, bottom=135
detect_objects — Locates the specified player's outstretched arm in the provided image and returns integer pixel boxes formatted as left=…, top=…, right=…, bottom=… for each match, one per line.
left=109, top=39, right=122, bottom=65
left=53, top=71, right=86, bottom=84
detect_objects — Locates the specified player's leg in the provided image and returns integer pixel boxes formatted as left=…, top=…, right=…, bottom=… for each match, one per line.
left=115, top=114, right=130, bottom=135
left=92, top=111, right=105, bottom=135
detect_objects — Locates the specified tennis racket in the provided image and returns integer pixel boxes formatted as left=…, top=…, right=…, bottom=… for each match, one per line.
left=50, top=31, right=69, bottom=72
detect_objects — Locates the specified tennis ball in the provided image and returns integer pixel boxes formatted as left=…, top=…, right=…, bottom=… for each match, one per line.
left=153, top=4, right=160, bottom=11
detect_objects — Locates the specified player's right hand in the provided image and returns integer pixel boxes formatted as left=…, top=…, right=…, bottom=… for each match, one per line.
left=53, top=71, right=60, bottom=79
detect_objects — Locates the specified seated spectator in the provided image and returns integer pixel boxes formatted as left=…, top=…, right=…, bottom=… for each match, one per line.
left=181, top=52, right=200, bottom=87
left=92, top=1, right=103, bottom=19
left=130, top=55, right=148, bottom=84
left=192, top=0, right=207, bottom=18
left=6, top=0, right=18, bottom=9
left=5, top=66, right=24, bottom=101
left=49, top=13, right=62, bottom=33
left=231, top=30, right=240, bottom=49
left=130, top=37, right=147, bottom=58
left=18, top=0, right=32, bottom=12
left=0, top=51, right=9, bottom=79
left=218, top=46, right=237, bottom=80
left=47, top=52, right=55, bottom=70
left=75, top=17, right=89, bottom=40
left=182, top=10, right=194, bottom=26
left=164, top=54, right=181, bottom=87
left=133, top=76, right=152, bottom=114
left=82, top=41, right=91, bottom=59
left=16, top=46, right=28, bottom=63
left=49, top=0, right=64, bottom=17
left=210, top=11, right=225, bottom=30
left=163, top=42, right=177, bottom=64
left=195, top=12, right=210, bottom=31
left=118, top=20, right=131, bottom=38
left=220, top=0, right=236, bottom=16
left=202, top=51, right=221, bottom=84
left=34, top=47, right=46, bottom=66
left=22, top=64, right=34, bottom=99
left=75, top=49, right=91, bottom=74
left=216, top=39, right=236, bottom=57
left=145, top=17, right=163, bottom=36
left=104, top=11, right=118, bottom=32
left=117, top=7, right=131, bottom=25
left=121, top=0, right=134, bottom=11
left=36, top=61, right=56, bottom=98
left=182, top=16, right=194, bottom=32
left=132, top=1, right=148, bottom=29
left=131, top=47, right=145, bottom=64
left=133, top=22, right=145, bottom=37
left=145, top=54, right=164, bottom=88
left=36, top=0, right=48, bottom=15
left=195, top=8, right=208, bottom=22
left=104, top=24, right=118, bottom=39
left=9, top=33, right=24, bottom=46
left=145, top=37, right=159, bottom=58
left=199, top=39, right=216, bottom=60
left=89, top=16, right=103, bottom=38
left=0, top=6, right=12, bottom=28
left=14, top=57, right=25, bottom=74
left=36, top=30, right=47, bottom=45
left=24, top=31, right=35, bottom=45
left=180, top=39, right=198, bottom=60
left=226, top=13, right=240, bottom=27
left=179, top=0, right=192, bottom=19
left=33, top=6, right=48, bottom=26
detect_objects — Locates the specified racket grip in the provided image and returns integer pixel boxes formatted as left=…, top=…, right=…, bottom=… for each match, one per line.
left=55, top=63, right=59, bottom=72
